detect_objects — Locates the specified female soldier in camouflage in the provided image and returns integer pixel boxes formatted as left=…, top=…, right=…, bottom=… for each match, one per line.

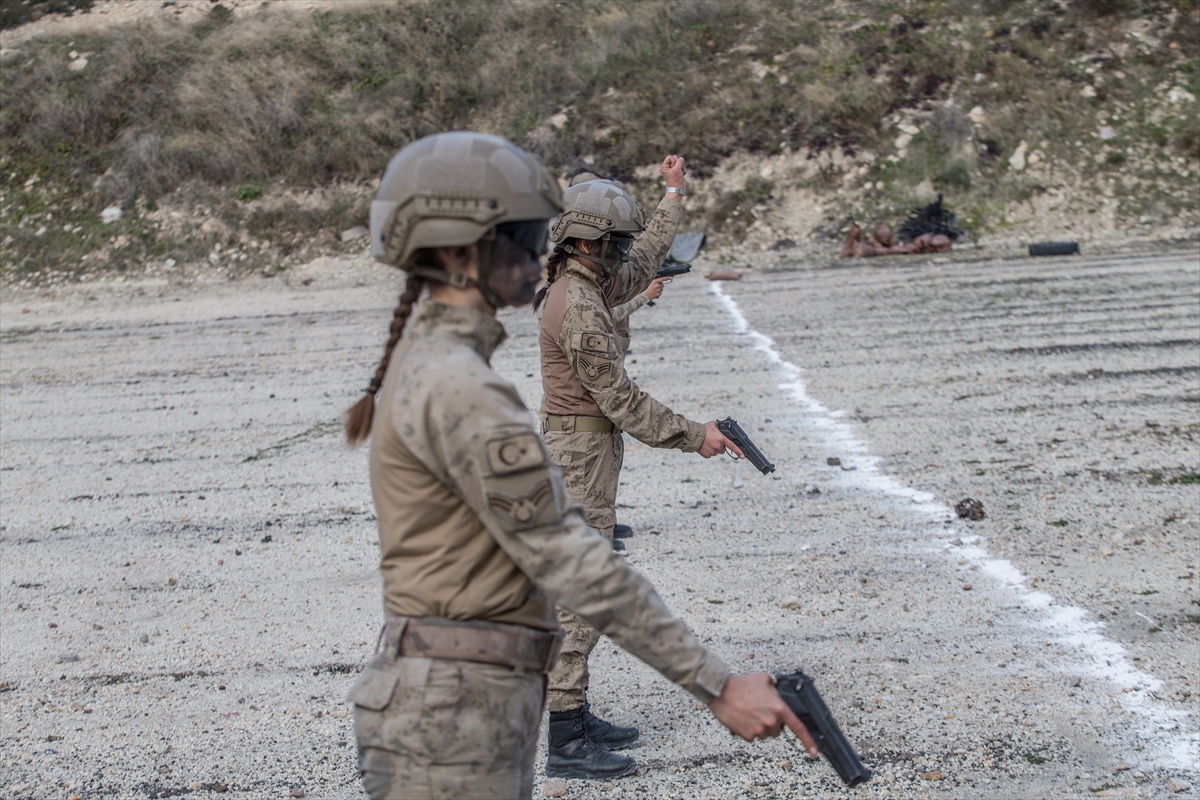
left=344, top=133, right=814, bottom=800
left=533, top=160, right=751, bottom=779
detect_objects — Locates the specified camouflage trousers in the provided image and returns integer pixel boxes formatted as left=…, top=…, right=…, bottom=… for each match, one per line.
left=542, top=428, right=623, bottom=712
left=349, top=644, right=546, bottom=799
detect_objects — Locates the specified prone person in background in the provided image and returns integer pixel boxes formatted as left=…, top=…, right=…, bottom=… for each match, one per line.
left=343, top=132, right=816, bottom=800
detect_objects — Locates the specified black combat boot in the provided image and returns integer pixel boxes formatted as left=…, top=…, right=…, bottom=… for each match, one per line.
left=582, top=702, right=640, bottom=750
left=613, top=523, right=633, bottom=539
left=546, top=706, right=638, bottom=779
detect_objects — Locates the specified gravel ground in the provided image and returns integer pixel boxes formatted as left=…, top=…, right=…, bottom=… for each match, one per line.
left=1, top=247, right=1197, bottom=799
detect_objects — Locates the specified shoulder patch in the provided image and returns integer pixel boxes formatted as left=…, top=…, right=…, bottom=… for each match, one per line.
left=484, top=431, right=546, bottom=476
left=572, top=330, right=613, bottom=357
left=487, top=478, right=554, bottom=531
left=577, top=355, right=614, bottom=382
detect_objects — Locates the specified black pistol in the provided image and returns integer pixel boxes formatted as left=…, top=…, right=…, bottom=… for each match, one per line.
left=716, top=417, right=775, bottom=474
left=647, top=262, right=691, bottom=306
left=654, top=261, right=691, bottom=280
left=775, top=671, right=872, bottom=787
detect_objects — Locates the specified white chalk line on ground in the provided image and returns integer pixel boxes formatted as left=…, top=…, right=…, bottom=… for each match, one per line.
left=708, top=282, right=1197, bottom=772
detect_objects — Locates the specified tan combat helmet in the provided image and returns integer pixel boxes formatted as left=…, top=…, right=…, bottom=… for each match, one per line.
left=550, top=179, right=646, bottom=244
left=370, top=131, right=561, bottom=270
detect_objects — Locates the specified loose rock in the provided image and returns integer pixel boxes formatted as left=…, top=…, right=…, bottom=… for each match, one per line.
left=955, top=498, right=984, bottom=520
left=543, top=777, right=567, bottom=797
left=1168, top=778, right=1190, bottom=792
left=56, top=653, right=78, bottom=663
left=340, top=226, right=368, bottom=243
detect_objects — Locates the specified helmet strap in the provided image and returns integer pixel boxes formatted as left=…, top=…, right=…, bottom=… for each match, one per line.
left=406, top=231, right=507, bottom=308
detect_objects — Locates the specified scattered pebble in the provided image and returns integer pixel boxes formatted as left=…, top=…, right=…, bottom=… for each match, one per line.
left=56, top=653, right=78, bottom=663
left=826, top=457, right=841, bottom=466
left=955, top=498, right=984, bottom=520
left=1168, top=778, right=1191, bottom=793
left=543, top=777, right=567, bottom=797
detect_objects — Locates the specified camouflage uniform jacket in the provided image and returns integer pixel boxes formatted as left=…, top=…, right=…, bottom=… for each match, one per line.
left=539, top=196, right=705, bottom=451
left=369, top=299, right=729, bottom=702
left=611, top=291, right=652, bottom=353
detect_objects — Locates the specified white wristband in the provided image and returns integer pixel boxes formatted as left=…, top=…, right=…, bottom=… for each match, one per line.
left=665, top=186, right=686, bottom=196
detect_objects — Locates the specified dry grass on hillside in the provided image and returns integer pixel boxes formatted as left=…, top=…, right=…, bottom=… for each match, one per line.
left=1, top=0, right=1197, bottom=284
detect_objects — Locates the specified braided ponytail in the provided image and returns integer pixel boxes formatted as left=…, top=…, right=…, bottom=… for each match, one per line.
left=532, top=244, right=572, bottom=312
left=344, top=273, right=427, bottom=446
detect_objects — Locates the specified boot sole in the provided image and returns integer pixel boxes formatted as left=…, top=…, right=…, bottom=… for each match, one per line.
left=544, top=760, right=639, bottom=780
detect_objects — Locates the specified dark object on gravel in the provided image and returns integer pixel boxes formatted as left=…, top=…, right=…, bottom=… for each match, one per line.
left=612, top=539, right=625, bottom=552
left=896, top=194, right=965, bottom=243
left=613, top=523, right=633, bottom=539
left=955, top=498, right=985, bottom=520
left=1029, top=241, right=1080, bottom=256
left=826, top=457, right=841, bottom=466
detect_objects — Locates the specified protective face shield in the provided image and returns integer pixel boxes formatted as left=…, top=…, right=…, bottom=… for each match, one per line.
left=482, top=219, right=551, bottom=308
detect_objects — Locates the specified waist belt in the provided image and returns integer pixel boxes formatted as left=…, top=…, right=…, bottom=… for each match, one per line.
left=543, top=414, right=616, bottom=434
left=386, top=616, right=563, bottom=674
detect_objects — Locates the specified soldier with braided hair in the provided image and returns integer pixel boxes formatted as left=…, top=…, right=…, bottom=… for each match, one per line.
left=344, top=134, right=815, bottom=800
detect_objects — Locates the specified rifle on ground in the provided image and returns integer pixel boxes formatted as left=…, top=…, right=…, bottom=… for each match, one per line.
left=775, top=671, right=872, bottom=787
left=716, top=417, right=775, bottom=474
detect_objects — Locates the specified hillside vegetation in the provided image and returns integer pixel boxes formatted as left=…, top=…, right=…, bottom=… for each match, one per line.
left=1, top=0, right=1197, bottom=286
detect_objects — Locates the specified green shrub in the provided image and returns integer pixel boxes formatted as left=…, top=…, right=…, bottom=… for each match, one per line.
left=235, top=185, right=264, bottom=202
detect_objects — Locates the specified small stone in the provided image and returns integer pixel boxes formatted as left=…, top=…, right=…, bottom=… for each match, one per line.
left=100, top=205, right=122, bottom=224
left=779, top=596, right=802, bottom=609
left=1168, top=778, right=1190, bottom=792
left=962, top=584, right=972, bottom=591
left=706, top=269, right=742, bottom=281
left=955, top=498, right=984, bottom=520
left=1069, top=676, right=1081, bottom=687
left=140, top=634, right=150, bottom=643
left=57, top=653, right=79, bottom=663
left=548, top=112, right=569, bottom=130
left=168, top=577, right=177, bottom=586
left=894, top=133, right=913, bottom=150
left=968, top=105, right=985, bottom=124
left=289, top=790, right=306, bottom=798
left=1081, top=84, right=1098, bottom=98
left=340, top=226, right=368, bottom=243
left=803, top=484, right=820, bottom=495
left=543, top=777, right=567, bottom=797
left=826, top=457, right=841, bottom=466
left=1008, top=140, right=1028, bottom=171
left=68, top=57, right=88, bottom=72
left=1098, top=126, right=1116, bottom=140
left=922, top=770, right=944, bottom=780
left=1114, top=761, right=1134, bottom=772
left=1100, top=547, right=1114, bottom=557
left=261, top=535, right=273, bottom=543
left=898, top=123, right=920, bottom=136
